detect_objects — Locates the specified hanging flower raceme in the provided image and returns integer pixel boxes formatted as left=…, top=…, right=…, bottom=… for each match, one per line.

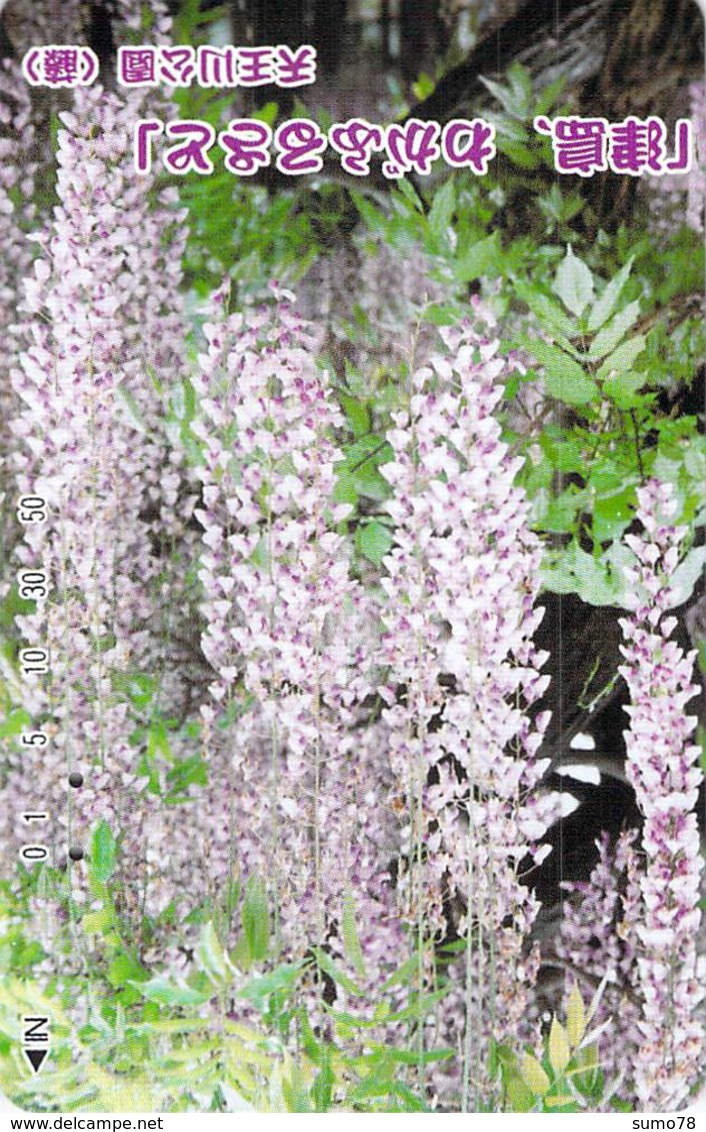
left=556, top=828, right=642, bottom=1102
left=193, top=287, right=403, bottom=986
left=2, top=80, right=190, bottom=936
left=378, top=313, right=561, bottom=1096
left=617, top=478, right=705, bottom=1110
left=66, top=81, right=199, bottom=723
left=0, top=57, right=36, bottom=370
left=0, top=59, right=38, bottom=590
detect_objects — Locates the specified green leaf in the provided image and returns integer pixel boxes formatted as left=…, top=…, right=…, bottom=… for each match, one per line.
left=669, top=546, right=706, bottom=607
left=548, top=1018, right=571, bottom=1074
left=313, top=947, right=363, bottom=998
left=379, top=951, right=420, bottom=991
left=537, top=184, right=584, bottom=228
left=197, top=921, right=233, bottom=985
left=603, top=542, right=639, bottom=604
left=534, top=73, right=566, bottom=115
left=385, top=987, right=449, bottom=1023
left=147, top=719, right=171, bottom=760
left=165, top=757, right=208, bottom=803
left=480, top=63, right=533, bottom=117
left=453, top=230, right=502, bottom=282
left=596, top=334, right=646, bottom=382
left=311, top=1059, right=335, bottom=1112
left=394, top=177, right=424, bottom=214
left=132, top=977, right=211, bottom=1007
left=107, top=953, right=149, bottom=989
left=171, top=377, right=196, bottom=424
left=566, top=984, right=586, bottom=1048
left=342, top=888, right=366, bottom=979
left=515, top=282, right=576, bottom=340
left=423, top=302, right=462, bottom=326
left=553, top=247, right=594, bottom=318
left=521, top=1054, right=550, bottom=1096
left=282, top=1064, right=313, bottom=1112
left=339, top=393, right=370, bottom=439
left=521, top=337, right=599, bottom=405
left=602, top=369, right=645, bottom=407
left=91, top=821, right=117, bottom=884
left=81, top=908, right=114, bottom=935
left=332, top=472, right=358, bottom=507
left=351, top=191, right=389, bottom=238
left=0, top=708, right=30, bottom=739
left=427, top=179, right=456, bottom=247
left=587, top=257, right=634, bottom=332
left=544, top=435, right=588, bottom=474
left=479, top=73, right=519, bottom=115
left=126, top=673, right=155, bottom=710
left=335, top=437, right=393, bottom=501
left=347, top=1075, right=426, bottom=1110
left=592, top=482, right=636, bottom=542
left=495, top=135, right=539, bottom=169
left=544, top=1093, right=579, bottom=1111
left=238, top=963, right=301, bottom=1009
left=412, top=71, right=435, bottom=101
left=368, top=1045, right=454, bottom=1066
left=542, top=541, right=628, bottom=606
left=536, top=486, right=587, bottom=534
left=323, top=1005, right=379, bottom=1030
left=589, top=300, right=640, bottom=358
left=505, top=1070, right=535, bottom=1112
left=241, top=877, right=270, bottom=964
left=356, top=520, right=393, bottom=565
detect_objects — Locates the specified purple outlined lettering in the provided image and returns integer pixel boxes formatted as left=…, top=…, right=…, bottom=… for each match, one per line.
left=218, top=120, right=272, bottom=175
left=535, top=115, right=609, bottom=176
left=134, top=119, right=164, bottom=175
left=118, top=46, right=158, bottom=87
left=441, top=118, right=496, bottom=173
left=275, top=44, right=317, bottom=87
left=22, top=45, right=99, bottom=87
left=383, top=118, right=441, bottom=178
left=329, top=119, right=384, bottom=176
left=274, top=118, right=327, bottom=175
left=164, top=120, right=216, bottom=175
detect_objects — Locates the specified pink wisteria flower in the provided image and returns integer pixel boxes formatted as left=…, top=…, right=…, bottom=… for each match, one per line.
left=618, top=478, right=705, bottom=1110
left=650, top=80, right=706, bottom=237
left=378, top=311, right=561, bottom=1095
left=2, top=77, right=193, bottom=931
left=193, top=286, right=404, bottom=992
left=0, top=58, right=38, bottom=596
left=557, top=828, right=642, bottom=1103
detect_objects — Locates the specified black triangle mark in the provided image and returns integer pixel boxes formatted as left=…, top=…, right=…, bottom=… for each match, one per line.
left=23, top=1048, right=48, bottom=1074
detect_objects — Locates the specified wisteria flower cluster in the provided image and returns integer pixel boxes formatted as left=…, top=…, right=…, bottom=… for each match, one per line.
left=618, top=479, right=705, bottom=1110
left=557, top=481, right=706, bottom=1110
left=192, top=287, right=404, bottom=996
left=2, top=77, right=194, bottom=935
left=0, top=57, right=38, bottom=597
left=378, top=315, right=562, bottom=1092
left=556, top=829, right=642, bottom=1101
